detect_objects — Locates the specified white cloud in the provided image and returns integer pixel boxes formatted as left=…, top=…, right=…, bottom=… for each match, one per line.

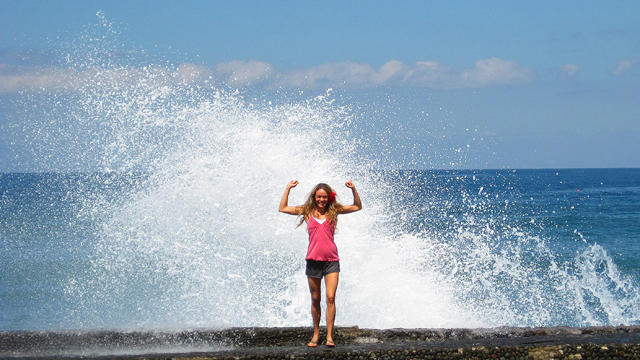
left=0, top=67, right=83, bottom=94
left=375, top=60, right=404, bottom=83
left=276, top=61, right=379, bottom=88
left=562, top=63, right=579, bottom=79
left=0, top=63, right=218, bottom=94
left=613, top=59, right=636, bottom=75
left=273, top=58, right=534, bottom=89
left=175, top=63, right=211, bottom=82
left=215, top=60, right=274, bottom=86
left=401, top=61, right=453, bottom=87
left=459, top=58, right=536, bottom=88
left=0, top=58, right=536, bottom=94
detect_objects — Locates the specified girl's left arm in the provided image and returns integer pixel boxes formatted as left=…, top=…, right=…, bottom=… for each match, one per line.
left=339, top=180, right=362, bottom=214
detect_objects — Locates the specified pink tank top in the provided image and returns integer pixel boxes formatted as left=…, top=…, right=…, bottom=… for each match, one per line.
left=305, top=216, right=339, bottom=261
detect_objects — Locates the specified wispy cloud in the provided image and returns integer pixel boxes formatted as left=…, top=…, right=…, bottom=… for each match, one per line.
left=0, top=58, right=536, bottom=94
left=175, top=63, right=211, bottom=82
left=613, top=59, right=637, bottom=75
left=215, top=60, right=274, bottom=86
left=562, top=63, right=579, bottom=79
left=0, top=65, right=80, bottom=94
left=459, top=58, right=536, bottom=88
left=0, top=63, right=211, bottom=94
left=271, top=58, right=535, bottom=89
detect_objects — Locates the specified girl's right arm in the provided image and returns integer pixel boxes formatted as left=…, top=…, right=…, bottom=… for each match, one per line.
left=278, top=180, right=302, bottom=215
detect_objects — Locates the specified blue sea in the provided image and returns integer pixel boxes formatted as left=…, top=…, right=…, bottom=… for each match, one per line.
left=1, top=22, right=639, bottom=332
left=2, top=168, right=639, bottom=331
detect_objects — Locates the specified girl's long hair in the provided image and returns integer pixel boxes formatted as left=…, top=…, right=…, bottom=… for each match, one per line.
left=297, top=183, right=343, bottom=230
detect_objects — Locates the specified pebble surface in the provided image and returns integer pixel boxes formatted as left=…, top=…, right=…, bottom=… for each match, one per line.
left=2, top=326, right=640, bottom=359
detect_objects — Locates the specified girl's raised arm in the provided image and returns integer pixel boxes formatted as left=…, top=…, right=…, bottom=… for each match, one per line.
left=279, top=180, right=302, bottom=215
left=339, top=180, right=362, bottom=214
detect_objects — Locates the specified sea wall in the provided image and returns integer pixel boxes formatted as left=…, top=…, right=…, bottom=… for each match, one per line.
left=2, top=326, right=640, bottom=359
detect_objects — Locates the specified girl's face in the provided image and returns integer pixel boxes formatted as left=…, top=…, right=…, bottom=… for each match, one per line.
left=315, top=189, right=329, bottom=209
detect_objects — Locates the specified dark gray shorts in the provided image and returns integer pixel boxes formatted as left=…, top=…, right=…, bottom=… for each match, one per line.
left=305, top=260, right=340, bottom=279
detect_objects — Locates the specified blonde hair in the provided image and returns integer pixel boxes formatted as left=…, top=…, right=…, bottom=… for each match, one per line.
left=297, top=183, right=343, bottom=230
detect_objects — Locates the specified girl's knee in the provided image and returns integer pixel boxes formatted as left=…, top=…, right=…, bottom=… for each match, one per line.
left=311, top=294, right=322, bottom=305
left=326, top=294, right=336, bottom=305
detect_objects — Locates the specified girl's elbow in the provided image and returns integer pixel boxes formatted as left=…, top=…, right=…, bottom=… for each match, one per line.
left=279, top=206, right=296, bottom=214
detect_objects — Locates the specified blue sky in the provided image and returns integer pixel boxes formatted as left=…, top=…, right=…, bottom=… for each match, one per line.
left=1, top=1, right=639, bottom=170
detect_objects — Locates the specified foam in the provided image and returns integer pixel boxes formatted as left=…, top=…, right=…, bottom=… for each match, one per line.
left=8, top=16, right=639, bottom=330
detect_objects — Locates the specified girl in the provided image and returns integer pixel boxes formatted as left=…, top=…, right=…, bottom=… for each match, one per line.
left=279, top=180, right=362, bottom=347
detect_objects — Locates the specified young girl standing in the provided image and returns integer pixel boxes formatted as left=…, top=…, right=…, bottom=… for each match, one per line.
left=279, top=180, right=362, bottom=347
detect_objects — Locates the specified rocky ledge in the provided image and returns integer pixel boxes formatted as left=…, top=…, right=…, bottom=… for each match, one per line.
left=2, top=325, right=640, bottom=359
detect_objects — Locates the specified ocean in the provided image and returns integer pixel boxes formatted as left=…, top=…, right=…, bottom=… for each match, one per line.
left=1, top=20, right=638, bottom=332
left=1, top=168, right=639, bottom=331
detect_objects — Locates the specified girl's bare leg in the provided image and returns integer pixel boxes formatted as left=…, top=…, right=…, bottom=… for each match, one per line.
left=307, top=276, right=322, bottom=344
left=324, top=272, right=339, bottom=344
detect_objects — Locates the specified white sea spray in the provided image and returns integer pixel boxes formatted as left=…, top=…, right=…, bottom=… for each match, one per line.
left=5, top=15, right=639, bottom=330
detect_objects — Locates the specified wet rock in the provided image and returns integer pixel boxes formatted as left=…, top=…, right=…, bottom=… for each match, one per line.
left=2, top=326, right=640, bottom=359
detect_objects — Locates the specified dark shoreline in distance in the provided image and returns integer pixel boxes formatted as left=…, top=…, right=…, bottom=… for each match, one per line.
left=2, top=325, right=640, bottom=359
left=2, top=167, right=640, bottom=175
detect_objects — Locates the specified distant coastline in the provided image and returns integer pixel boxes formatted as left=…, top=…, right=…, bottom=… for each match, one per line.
left=2, top=167, right=640, bottom=175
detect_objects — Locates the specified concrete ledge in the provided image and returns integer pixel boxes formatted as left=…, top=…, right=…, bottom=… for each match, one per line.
left=2, top=326, right=640, bottom=359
